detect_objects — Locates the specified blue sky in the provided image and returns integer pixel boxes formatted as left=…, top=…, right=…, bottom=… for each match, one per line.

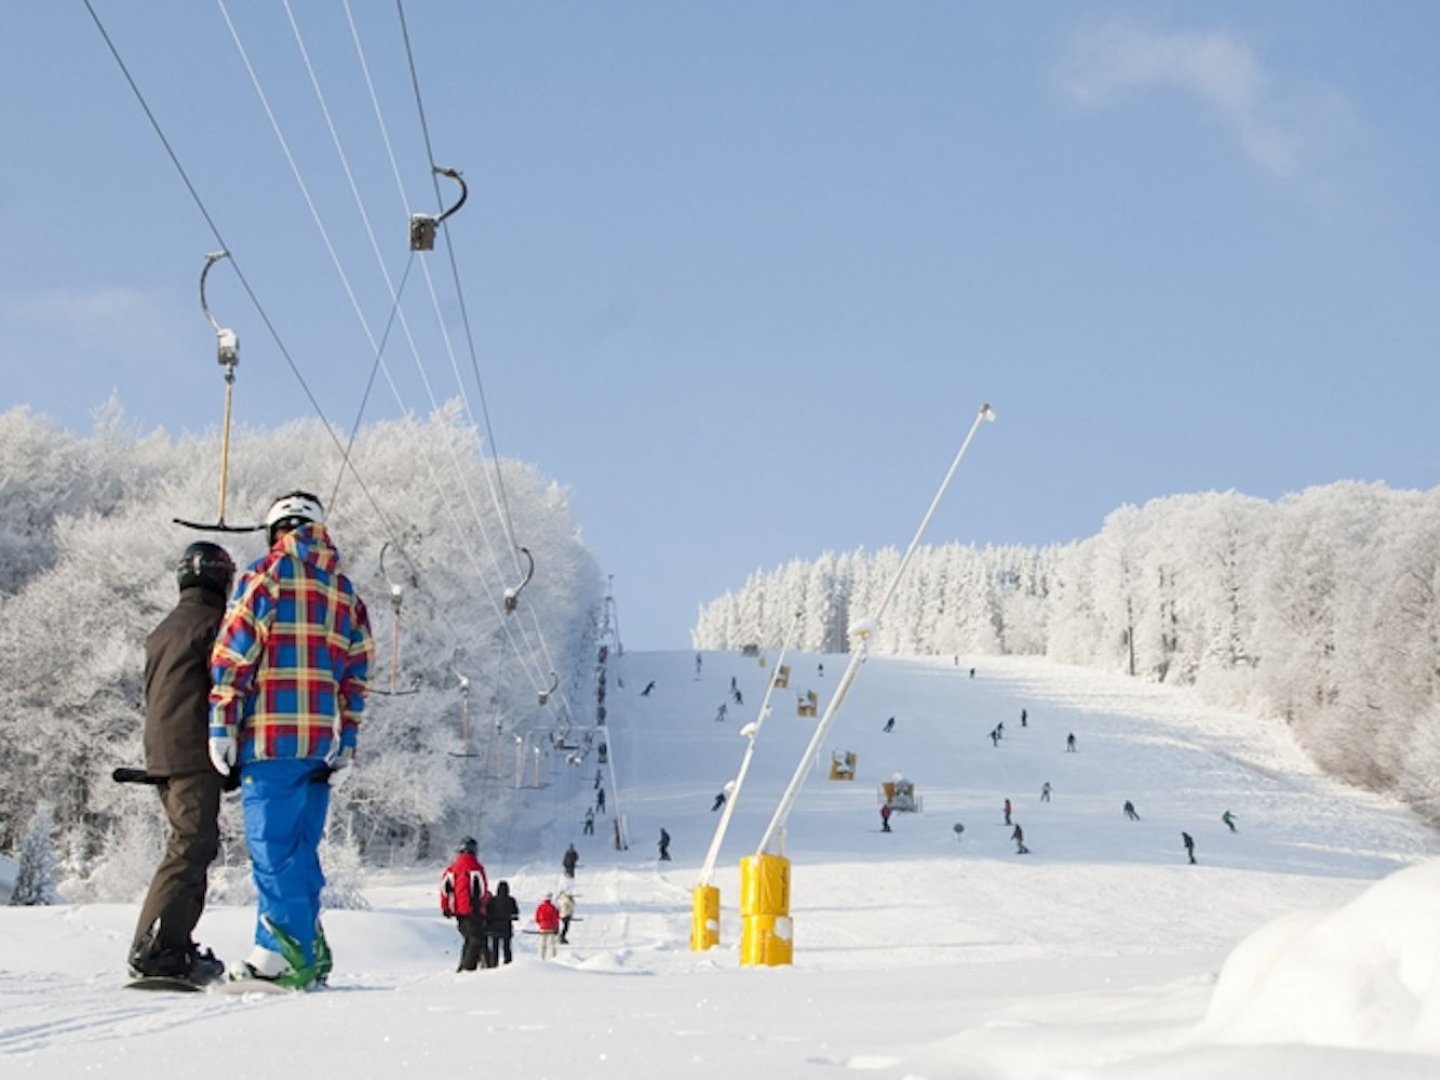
left=3, top=2, right=1438, bottom=648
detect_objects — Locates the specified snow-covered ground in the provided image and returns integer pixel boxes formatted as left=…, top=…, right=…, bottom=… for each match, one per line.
left=3, top=650, right=1438, bottom=1078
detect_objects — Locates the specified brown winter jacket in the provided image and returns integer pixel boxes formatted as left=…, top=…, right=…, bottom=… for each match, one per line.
left=144, top=587, right=227, bottom=776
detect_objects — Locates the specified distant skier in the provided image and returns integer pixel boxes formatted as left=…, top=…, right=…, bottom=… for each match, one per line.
left=562, top=843, right=579, bottom=879
left=883, top=716, right=895, bottom=733
left=595, top=787, right=606, bottom=814
left=1222, top=810, right=1237, bottom=833
left=730, top=676, right=738, bottom=693
left=1066, top=733, right=1077, bottom=752
left=1124, top=800, right=1141, bottom=821
left=1020, top=708, right=1028, bottom=727
left=439, top=837, right=490, bottom=973
left=557, top=890, right=576, bottom=944
left=1003, top=798, right=1012, bottom=825
left=695, top=654, right=702, bottom=676
left=534, top=894, right=560, bottom=960
left=1040, top=781, right=1051, bottom=803
left=641, top=680, right=655, bottom=697
left=880, top=803, right=893, bottom=833
left=952, top=822, right=965, bottom=842
left=996, top=721, right=1005, bottom=739
left=1011, top=823, right=1029, bottom=854
left=658, top=828, right=671, bottom=861
left=969, top=667, right=975, bottom=678
left=595, top=768, right=603, bottom=790
left=818, top=663, right=825, bottom=677
left=989, top=728, right=1000, bottom=747
left=483, top=880, right=519, bottom=967
left=715, top=703, right=728, bottom=722
left=1182, top=832, right=1196, bottom=864
left=733, top=688, right=744, bottom=706
left=583, top=807, right=595, bottom=835
left=711, top=790, right=727, bottom=812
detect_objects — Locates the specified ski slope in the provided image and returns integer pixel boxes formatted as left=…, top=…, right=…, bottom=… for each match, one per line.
left=3, top=650, right=1438, bottom=1079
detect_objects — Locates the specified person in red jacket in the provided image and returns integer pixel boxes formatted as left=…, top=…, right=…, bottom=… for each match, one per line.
left=534, top=893, right=561, bottom=960
left=440, top=837, right=490, bottom=971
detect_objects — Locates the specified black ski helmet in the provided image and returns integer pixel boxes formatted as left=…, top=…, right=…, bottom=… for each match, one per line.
left=176, top=541, right=235, bottom=596
left=264, top=490, right=325, bottom=545
left=457, top=836, right=478, bottom=855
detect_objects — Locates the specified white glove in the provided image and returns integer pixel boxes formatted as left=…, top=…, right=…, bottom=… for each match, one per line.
left=328, top=746, right=356, bottom=788
left=208, top=734, right=236, bottom=777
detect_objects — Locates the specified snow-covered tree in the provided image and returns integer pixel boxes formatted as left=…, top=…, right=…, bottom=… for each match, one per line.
left=9, top=803, right=60, bottom=906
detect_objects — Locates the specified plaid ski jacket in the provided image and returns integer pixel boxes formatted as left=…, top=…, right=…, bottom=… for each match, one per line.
left=209, top=522, right=373, bottom=764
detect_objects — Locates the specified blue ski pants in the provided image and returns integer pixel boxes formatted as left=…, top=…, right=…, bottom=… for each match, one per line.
left=240, top=759, right=331, bottom=964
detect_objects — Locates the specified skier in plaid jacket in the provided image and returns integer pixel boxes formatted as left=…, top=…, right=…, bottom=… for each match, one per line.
left=209, top=490, right=373, bottom=988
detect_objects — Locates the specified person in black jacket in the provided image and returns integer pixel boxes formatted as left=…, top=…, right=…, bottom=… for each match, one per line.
left=127, top=542, right=235, bottom=984
left=484, top=880, right=520, bottom=966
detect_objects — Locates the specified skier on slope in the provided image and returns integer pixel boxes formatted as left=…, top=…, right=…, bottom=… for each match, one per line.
left=209, top=491, right=374, bottom=990
left=1124, top=800, right=1141, bottom=821
left=440, top=837, right=490, bottom=972
left=880, top=803, right=893, bottom=833
left=534, top=893, right=561, bottom=960
left=1004, top=798, right=1012, bottom=825
left=1011, top=823, right=1029, bottom=854
left=483, top=880, right=519, bottom=967
left=127, top=542, right=235, bottom=987
left=1222, top=810, right=1237, bottom=833
left=562, top=843, right=579, bottom=879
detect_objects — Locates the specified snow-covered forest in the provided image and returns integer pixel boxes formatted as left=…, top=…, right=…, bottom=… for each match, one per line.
left=694, top=483, right=1440, bottom=825
left=0, top=402, right=603, bottom=899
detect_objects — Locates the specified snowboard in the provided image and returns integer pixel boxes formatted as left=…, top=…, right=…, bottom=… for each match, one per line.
left=125, top=974, right=213, bottom=993
left=215, top=976, right=306, bottom=996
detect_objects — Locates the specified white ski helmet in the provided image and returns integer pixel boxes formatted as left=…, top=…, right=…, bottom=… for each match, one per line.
left=265, top=490, right=325, bottom=544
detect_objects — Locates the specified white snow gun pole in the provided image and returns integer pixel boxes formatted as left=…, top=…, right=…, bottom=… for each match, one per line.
left=741, top=403, right=995, bottom=967
left=692, top=612, right=802, bottom=951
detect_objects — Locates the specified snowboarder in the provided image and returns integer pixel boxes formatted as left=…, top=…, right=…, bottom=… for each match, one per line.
left=658, top=828, right=671, bottom=861
left=1124, top=800, right=1141, bottom=821
left=883, top=716, right=895, bottom=733
left=557, top=890, right=576, bottom=944
left=209, top=490, right=374, bottom=990
left=128, top=542, right=235, bottom=987
left=880, top=803, right=893, bottom=833
left=1003, top=798, right=1012, bottom=825
left=1011, top=823, right=1029, bottom=854
left=641, top=680, right=655, bottom=697
left=583, top=807, right=595, bottom=835
left=1222, top=810, right=1237, bottom=833
left=711, top=790, right=727, bottom=812
left=440, top=837, right=490, bottom=972
left=1040, top=781, right=1052, bottom=803
left=1182, top=832, right=1196, bottom=864
left=483, top=880, right=519, bottom=967
left=562, top=843, right=579, bottom=879
left=534, top=894, right=560, bottom=959
left=1066, top=733, right=1077, bottom=752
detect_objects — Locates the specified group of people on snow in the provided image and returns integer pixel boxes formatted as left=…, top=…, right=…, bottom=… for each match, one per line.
left=128, top=490, right=372, bottom=990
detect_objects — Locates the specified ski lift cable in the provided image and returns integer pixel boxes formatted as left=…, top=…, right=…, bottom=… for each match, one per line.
left=396, top=0, right=525, bottom=565
left=347, top=2, right=526, bottom=580
left=84, top=2, right=550, bottom=699
left=225, top=2, right=552, bottom=678
left=279, top=4, right=550, bottom=658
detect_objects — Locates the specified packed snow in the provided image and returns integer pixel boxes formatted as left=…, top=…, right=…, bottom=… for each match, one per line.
left=3, top=650, right=1438, bottom=1078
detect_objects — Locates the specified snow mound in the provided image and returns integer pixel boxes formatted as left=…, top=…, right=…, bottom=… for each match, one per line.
left=1203, top=858, right=1440, bottom=1053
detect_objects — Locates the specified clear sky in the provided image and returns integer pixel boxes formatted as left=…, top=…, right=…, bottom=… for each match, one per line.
left=3, top=2, right=1438, bottom=648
